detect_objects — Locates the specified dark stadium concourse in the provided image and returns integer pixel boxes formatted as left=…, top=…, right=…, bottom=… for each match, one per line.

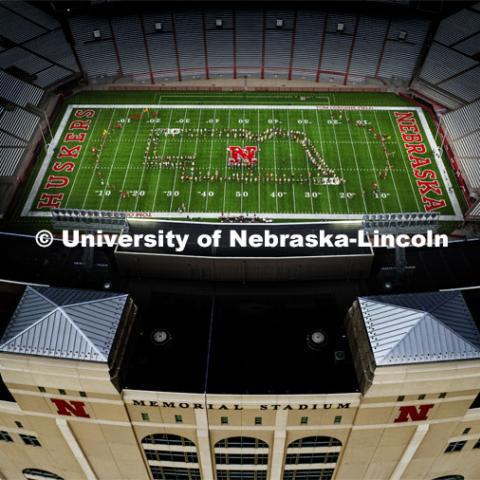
left=122, top=287, right=359, bottom=395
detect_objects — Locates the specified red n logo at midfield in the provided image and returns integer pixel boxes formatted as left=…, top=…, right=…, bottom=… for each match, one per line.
left=394, top=404, right=434, bottom=423
left=227, top=146, right=258, bottom=166
left=51, top=399, right=90, bottom=418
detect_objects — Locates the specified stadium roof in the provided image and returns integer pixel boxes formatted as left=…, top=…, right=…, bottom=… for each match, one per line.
left=358, top=291, right=480, bottom=366
left=0, top=286, right=128, bottom=362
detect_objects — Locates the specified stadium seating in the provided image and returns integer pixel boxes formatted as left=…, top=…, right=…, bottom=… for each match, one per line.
left=67, top=7, right=430, bottom=85
left=0, top=1, right=79, bottom=88
left=68, top=15, right=119, bottom=79
left=441, top=99, right=480, bottom=193
left=377, top=17, right=429, bottom=81
left=415, top=4, right=480, bottom=106
left=0, top=71, right=44, bottom=108
left=0, top=147, right=25, bottom=177
left=0, top=68, right=42, bottom=190
left=235, top=10, right=263, bottom=78
left=204, top=9, right=234, bottom=78
left=111, top=16, right=150, bottom=80
left=142, top=13, right=178, bottom=82
left=174, top=10, right=207, bottom=80
left=0, top=108, right=40, bottom=142
left=291, top=10, right=325, bottom=81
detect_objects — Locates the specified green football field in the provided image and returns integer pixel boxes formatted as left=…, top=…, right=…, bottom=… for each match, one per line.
left=22, top=93, right=463, bottom=221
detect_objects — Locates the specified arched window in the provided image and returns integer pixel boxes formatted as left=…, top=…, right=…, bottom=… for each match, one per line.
left=141, top=434, right=200, bottom=479
left=142, top=433, right=196, bottom=447
left=288, top=436, right=342, bottom=448
left=215, top=436, right=269, bottom=449
left=432, top=476, right=464, bottom=480
left=22, top=469, right=64, bottom=480
left=283, top=437, right=342, bottom=480
left=215, top=437, right=269, bottom=479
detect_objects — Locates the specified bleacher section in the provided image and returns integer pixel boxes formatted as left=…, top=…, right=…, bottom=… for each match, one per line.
left=204, top=9, right=234, bottom=78
left=0, top=69, right=43, bottom=178
left=141, top=13, right=178, bottom=82
left=415, top=3, right=480, bottom=108
left=68, top=7, right=430, bottom=85
left=68, top=16, right=118, bottom=79
left=0, top=1, right=79, bottom=89
left=441, top=99, right=480, bottom=195
left=0, top=70, right=43, bottom=108
left=174, top=10, right=206, bottom=80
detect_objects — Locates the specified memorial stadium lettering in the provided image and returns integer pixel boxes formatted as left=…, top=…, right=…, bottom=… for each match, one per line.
left=37, top=109, right=95, bottom=209
left=131, top=400, right=351, bottom=410
left=394, top=111, right=447, bottom=212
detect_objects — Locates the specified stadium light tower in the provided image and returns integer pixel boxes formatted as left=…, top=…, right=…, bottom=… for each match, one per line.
left=26, top=104, right=54, bottom=149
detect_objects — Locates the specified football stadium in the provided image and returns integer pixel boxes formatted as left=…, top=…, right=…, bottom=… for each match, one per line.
left=0, top=1, right=480, bottom=480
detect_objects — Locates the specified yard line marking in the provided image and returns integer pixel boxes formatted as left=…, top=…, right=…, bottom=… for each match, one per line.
left=370, top=110, right=403, bottom=212
left=354, top=112, right=386, bottom=213
left=327, top=110, right=351, bottom=214
left=299, top=110, right=314, bottom=214
left=133, top=115, right=162, bottom=212
left=240, top=109, right=245, bottom=213
left=204, top=108, right=217, bottom=212
left=99, top=108, right=137, bottom=210
left=187, top=111, right=204, bottom=213
left=65, top=109, right=111, bottom=208
left=386, top=110, right=423, bottom=212
left=257, top=108, right=261, bottom=214
left=271, top=108, right=279, bottom=213
left=133, top=93, right=162, bottom=211
left=285, top=110, right=297, bottom=214
left=313, top=109, right=332, bottom=214
left=169, top=108, right=189, bottom=212
left=151, top=109, right=174, bottom=211
left=78, top=110, right=117, bottom=209
left=222, top=109, right=231, bottom=215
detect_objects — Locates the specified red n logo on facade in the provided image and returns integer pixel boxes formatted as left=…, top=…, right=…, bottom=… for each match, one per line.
left=51, top=399, right=90, bottom=418
left=394, top=404, right=434, bottom=423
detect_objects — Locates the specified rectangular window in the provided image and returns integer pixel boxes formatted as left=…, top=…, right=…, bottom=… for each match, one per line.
left=334, top=416, right=342, bottom=424
left=141, top=413, right=150, bottom=421
left=463, top=428, right=471, bottom=435
left=418, top=394, right=426, bottom=400
left=221, top=416, right=228, bottom=425
left=474, top=439, right=480, bottom=449
left=255, top=417, right=262, bottom=425
left=284, top=470, right=334, bottom=480
left=79, top=391, right=87, bottom=398
left=0, top=431, right=13, bottom=442
left=285, top=452, right=340, bottom=464
left=397, top=395, right=405, bottom=401
left=300, top=416, right=308, bottom=425
left=59, top=389, right=66, bottom=395
left=20, top=434, right=41, bottom=447
left=439, top=392, right=447, bottom=399
left=14, top=421, right=23, bottom=429
left=145, top=450, right=198, bottom=463
left=38, top=387, right=46, bottom=393
left=175, top=415, right=183, bottom=423
left=445, top=441, right=466, bottom=453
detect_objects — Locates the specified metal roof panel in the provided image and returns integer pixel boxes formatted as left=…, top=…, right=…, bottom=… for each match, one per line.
left=359, top=292, right=480, bottom=366
left=0, top=286, right=128, bottom=362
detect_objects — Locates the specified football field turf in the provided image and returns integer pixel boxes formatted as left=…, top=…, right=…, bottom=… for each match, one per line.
left=23, top=99, right=463, bottom=221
